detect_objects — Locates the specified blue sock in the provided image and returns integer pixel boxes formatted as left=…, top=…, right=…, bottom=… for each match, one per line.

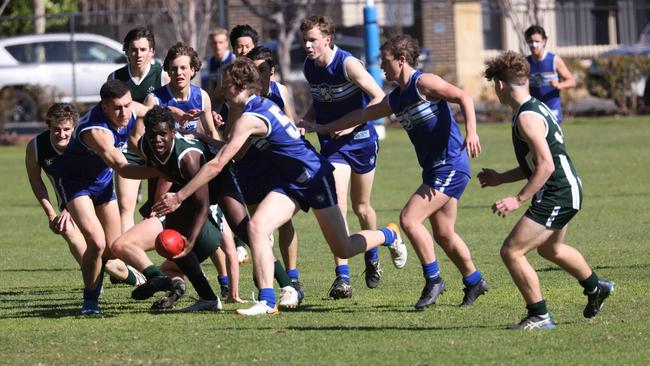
left=286, top=268, right=299, bottom=281
left=218, top=275, right=229, bottom=286
left=463, top=270, right=482, bottom=286
left=84, top=261, right=106, bottom=301
left=364, top=246, right=379, bottom=263
left=258, top=288, right=276, bottom=308
left=422, top=261, right=440, bottom=281
left=379, top=226, right=397, bottom=246
left=335, top=264, right=350, bottom=284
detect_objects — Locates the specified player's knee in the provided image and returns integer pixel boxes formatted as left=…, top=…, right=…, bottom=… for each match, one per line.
left=352, top=202, right=372, bottom=219
left=500, top=244, right=515, bottom=263
left=118, top=196, right=137, bottom=211
left=433, top=231, right=454, bottom=247
left=399, top=210, right=417, bottom=234
left=247, top=218, right=271, bottom=241
left=86, top=238, right=106, bottom=255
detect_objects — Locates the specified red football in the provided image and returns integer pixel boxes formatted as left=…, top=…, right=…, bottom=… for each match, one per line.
left=155, top=229, right=186, bottom=259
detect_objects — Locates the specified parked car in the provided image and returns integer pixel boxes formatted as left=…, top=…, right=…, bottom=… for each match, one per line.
left=0, top=33, right=127, bottom=122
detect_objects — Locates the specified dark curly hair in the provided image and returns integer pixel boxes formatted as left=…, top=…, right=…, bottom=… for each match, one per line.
left=143, top=105, right=176, bottom=131
left=45, top=103, right=79, bottom=127
left=163, top=42, right=202, bottom=78
left=484, top=50, right=530, bottom=85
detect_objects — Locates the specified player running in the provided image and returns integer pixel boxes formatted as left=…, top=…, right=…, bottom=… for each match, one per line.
left=301, top=34, right=488, bottom=309
left=482, top=50, right=613, bottom=330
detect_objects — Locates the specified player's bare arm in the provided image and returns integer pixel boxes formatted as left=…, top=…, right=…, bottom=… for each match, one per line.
left=417, top=74, right=481, bottom=158
left=304, top=96, right=391, bottom=134
left=153, top=114, right=265, bottom=215
left=552, top=56, right=576, bottom=90
left=491, top=113, right=554, bottom=217
left=25, top=140, right=58, bottom=227
left=200, top=89, right=219, bottom=139
left=82, top=129, right=160, bottom=180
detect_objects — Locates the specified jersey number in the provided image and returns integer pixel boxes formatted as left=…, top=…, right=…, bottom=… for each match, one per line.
left=269, top=105, right=301, bottom=140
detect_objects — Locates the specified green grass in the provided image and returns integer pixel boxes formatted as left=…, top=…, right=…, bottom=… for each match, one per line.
left=1, top=116, right=649, bottom=365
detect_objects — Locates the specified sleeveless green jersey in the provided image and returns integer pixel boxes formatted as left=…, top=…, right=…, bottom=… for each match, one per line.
left=34, top=131, right=64, bottom=210
left=512, top=97, right=582, bottom=210
left=111, top=63, right=164, bottom=103
left=139, top=133, right=215, bottom=189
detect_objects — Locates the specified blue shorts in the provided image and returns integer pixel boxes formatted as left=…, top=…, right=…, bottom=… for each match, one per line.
left=56, top=177, right=116, bottom=207
left=322, top=141, right=378, bottom=174
left=234, top=164, right=273, bottom=205
left=422, top=169, right=470, bottom=200
left=272, top=171, right=338, bottom=212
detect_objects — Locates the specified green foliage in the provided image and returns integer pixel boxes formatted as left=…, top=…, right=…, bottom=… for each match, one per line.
left=587, top=55, right=650, bottom=114
left=1, top=118, right=650, bottom=364
left=0, top=0, right=78, bottom=36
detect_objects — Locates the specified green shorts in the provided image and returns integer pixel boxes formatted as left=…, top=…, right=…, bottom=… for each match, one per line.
left=525, top=203, right=579, bottom=230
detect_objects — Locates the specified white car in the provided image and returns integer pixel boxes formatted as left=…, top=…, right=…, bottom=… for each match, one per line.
left=0, top=33, right=126, bottom=122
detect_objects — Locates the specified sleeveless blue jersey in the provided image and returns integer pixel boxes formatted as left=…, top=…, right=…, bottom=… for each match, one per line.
left=527, top=52, right=562, bottom=121
left=267, top=81, right=285, bottom=110
left=388, top=71, right=470, bottom=175
left=303, top=46, right=377, bottom=154
left=152, top=84, right=204, bottom=131
left=242, top=95, right=332, bottom=188
left=56, top=104, right=136, bottom=184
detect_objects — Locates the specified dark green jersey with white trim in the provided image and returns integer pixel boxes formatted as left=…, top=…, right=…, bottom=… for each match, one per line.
left=512, top=97, right=582, bottom=209
left=34, top=131, right=64, bottom=209
left=111, top=63, right=164, bottom=103
left=139, top=133, right=215, bottom=189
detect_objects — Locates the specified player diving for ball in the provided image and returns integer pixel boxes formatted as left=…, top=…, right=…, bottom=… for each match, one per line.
left=111, top=105, right=239, bottom=311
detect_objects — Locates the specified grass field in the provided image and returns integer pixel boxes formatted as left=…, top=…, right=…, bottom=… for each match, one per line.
left=1, top=117, right=649, bottom=365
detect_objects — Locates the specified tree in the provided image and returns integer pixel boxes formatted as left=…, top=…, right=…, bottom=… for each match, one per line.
left=163, top=0, right=217, bottom=58
left=497, top=0, right=544, bottom=52
left=241, top=0, right=314, bottom=81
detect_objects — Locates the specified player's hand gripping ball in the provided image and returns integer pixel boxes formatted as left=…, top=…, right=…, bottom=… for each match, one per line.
left=155, top=229, right=186, bottom=259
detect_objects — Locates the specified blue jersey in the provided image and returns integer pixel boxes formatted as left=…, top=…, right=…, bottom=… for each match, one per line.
left=201, top=51, right=235, bottom=91
left=527, top=52, right=562, bottom=122
left=303, top=46, right=378, bottom=154
left=55, top=104, right=136, bottom=184
left=267, top=81, right=285, bottom=110
left=152, top=84, right=204, bottom=131
left=242, top=95, right=332, bottom=189
left=388, top=71, right=470, bottom=175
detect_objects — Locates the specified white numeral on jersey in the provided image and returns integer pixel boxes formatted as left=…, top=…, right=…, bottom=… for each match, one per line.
left=269, top=105, right=301, bottom=140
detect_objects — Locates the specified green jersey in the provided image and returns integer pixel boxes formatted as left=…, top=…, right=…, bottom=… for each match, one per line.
left=139, top=133, right=216, bottom=189
left=111, top=63, right=165, bottom=103
left=34, top=131, right=64, bottom=210
left=512, top=97, right=582, bottom=210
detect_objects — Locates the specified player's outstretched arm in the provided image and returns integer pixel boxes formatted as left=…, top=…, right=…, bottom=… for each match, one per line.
left=301, top=96, right=391, bottom=134
left=82, top=129, right=160, bottom=180
left=153, top=114, right=264, bottom=215
left=417, top=74, right=481, bottom=157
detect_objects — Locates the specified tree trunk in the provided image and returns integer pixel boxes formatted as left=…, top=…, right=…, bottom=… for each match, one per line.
left=33, top=0, right=45, bottom=34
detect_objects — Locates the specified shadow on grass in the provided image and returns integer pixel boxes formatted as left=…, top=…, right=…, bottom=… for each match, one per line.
left=0, top=268, right=78, bottom=273
left=537, top=263, right=649, bottom=273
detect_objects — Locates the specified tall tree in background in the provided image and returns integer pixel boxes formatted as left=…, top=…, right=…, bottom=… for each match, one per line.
left=241, top=0, right=314, bottom=81
left=498, top=0, right=544, bottom=52
left=163, top=0, right=217, bottom=57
